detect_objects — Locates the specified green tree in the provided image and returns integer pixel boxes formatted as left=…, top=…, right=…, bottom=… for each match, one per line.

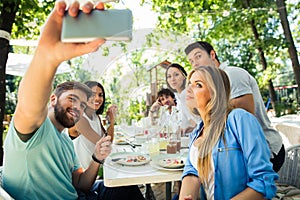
left=276, top=0, right=300, bottom=101
left=143, top=0, right=299, bottom=113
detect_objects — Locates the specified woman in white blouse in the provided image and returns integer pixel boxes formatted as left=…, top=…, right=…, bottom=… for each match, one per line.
left=166, top=63, right=199, bottom=134
left=69, top=81, right=117, bottom=169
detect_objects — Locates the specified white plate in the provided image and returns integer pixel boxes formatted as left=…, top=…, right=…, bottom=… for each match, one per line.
left=150, top=160, right=184, bottom=171
left=151, top=154, right=187, bottom=169
left=109, top=152, right=151, bottom=166
left=113, top=134, right=133, bottom=145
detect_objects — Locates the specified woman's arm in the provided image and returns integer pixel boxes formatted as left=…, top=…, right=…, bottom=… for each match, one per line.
left=179, top=175, right=201, bottom=200
left=231, top=187, right=264, bottom=200
left=74, top=116, right=101, bottom=144
left=105, top=104, right=118, bottom=141
left=231, top=110, right=278, bottom=199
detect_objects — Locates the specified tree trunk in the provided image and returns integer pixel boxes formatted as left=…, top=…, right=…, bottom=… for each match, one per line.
left=242, top=0, right=278, bottom=112
left=276, top=0, right=300, bottom=103
left=0, top=0, right=20, bottom=165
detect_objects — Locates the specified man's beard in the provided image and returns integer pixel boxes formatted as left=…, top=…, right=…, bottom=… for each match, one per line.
left=54, top=102, right=79, bottom=128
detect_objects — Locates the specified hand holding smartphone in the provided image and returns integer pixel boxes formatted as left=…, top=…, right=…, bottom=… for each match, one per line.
left=61, top=9, right=133, bottom=43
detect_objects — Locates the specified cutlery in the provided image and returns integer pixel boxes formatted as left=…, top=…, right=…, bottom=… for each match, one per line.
left=125, top=138, right=136, bottom=148
left=111, top=157, right=125, bottom=162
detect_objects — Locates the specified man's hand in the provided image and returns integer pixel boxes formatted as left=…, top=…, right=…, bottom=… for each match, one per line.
left=150, top=99, right=162, bottom=112
left=37, top=1, right=106, bottom=67
left=94, top=136, right=112, bottom=161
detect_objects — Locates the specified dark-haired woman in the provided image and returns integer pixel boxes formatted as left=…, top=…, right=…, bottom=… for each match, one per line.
left=70, top=81, right=117, bottom=169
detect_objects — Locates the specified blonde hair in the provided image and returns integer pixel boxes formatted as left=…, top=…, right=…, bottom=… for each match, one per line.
left=187, top=66, right=232, bottom=182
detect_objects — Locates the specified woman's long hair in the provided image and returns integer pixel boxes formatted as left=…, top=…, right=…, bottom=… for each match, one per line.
left=84, top=81, right=105, bottom=115
left=187, top=66, right=232, bottom=182
left=165, top=63, right=187, bottom=93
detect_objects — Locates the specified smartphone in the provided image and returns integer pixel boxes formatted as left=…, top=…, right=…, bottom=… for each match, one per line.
left=61, top=9, right=133, bottom=43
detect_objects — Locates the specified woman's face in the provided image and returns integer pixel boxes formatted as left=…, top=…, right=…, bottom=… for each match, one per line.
left=188, top=71, right=211, bottom=115
left=87, top=85, right=104, bottom=111
left=166, top=67, right=185, bottom=91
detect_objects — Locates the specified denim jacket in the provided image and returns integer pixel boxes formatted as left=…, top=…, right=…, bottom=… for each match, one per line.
left=182, top=108, right=278, bottom=200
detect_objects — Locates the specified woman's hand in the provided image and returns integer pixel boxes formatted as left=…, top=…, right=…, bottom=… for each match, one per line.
left=107, top=104, right=118, bottom=122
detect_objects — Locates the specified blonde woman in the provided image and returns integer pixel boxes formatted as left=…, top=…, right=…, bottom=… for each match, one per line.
left=180, top=66, right=278, bottom=200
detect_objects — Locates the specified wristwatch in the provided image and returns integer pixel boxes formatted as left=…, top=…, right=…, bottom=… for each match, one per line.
left=92, top=154, right=105, bottom=164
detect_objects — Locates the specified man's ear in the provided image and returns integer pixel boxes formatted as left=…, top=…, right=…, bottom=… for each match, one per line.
left=50, top=94, right=57, bottom=106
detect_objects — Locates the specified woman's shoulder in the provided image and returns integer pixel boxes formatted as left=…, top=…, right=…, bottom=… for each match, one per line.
left=227, top=108, right=255, bottom=121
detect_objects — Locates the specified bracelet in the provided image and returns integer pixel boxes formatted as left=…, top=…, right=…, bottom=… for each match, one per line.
left=92, top=154, right=105, bottom=164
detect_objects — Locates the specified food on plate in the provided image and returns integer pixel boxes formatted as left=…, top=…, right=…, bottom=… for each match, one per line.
left=125, top=155, right=147, bottom=163
left=158, top=158, right=185, bottom=168
left=115, top=139, right=126, bottom=144
left=110, top=152, right=151, bottom=166
left=114, top=132, right=127, bottom=144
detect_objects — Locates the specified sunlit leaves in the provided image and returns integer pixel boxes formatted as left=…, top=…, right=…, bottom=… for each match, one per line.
left=142, top=0, right=299, bottom=93
left=8, top=0, right=55, bottom=39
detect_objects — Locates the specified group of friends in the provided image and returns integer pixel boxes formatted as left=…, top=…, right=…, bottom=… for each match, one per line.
left=2, top=1, right=285, bottom=200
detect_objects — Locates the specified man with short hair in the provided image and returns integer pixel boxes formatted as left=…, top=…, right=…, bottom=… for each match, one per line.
left=149, top=88, right=178, bottom=125
left=185, top=41, right=285, bottom=172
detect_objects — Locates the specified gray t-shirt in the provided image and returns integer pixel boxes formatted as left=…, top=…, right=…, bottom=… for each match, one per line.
left=220, top=63, right=282, bottom=155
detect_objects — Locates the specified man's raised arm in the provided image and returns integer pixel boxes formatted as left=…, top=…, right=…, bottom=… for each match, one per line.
left=14, top=1, right=105, bottom=134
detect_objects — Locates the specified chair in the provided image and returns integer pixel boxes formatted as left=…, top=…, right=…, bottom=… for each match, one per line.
left=277, top=144, right=300, bottom=189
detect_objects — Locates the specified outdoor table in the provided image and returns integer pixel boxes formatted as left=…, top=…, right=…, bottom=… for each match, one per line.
left=103, top=144, right=185, bottom=200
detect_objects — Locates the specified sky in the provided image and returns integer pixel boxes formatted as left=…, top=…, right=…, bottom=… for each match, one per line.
left=77, top=0, right=158, bottom=29
left=114, top=0, right=158, bottom=29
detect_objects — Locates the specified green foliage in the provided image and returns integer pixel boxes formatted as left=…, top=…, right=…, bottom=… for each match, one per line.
left=3, top=0, right=299, bottom=119
left=5, top=75, right=21, bottom=115
left=275, top=100, right=298, bottom=117
left=127, top=99, right=147, bottom=122
left=143, top=0, right=299, bottom=112
left=53, top=57, right=92, bottom=87
left=11, top=0, right=55, bottom=39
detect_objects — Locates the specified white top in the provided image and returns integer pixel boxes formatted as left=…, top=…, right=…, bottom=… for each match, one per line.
left=220, top=62, right=283, bottom=155
left=190, top=143, right=215, bottom=200
left=73, top=112, right=103, bottom=169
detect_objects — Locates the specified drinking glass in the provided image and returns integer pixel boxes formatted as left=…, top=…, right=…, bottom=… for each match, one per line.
left=148, top=138, right=160, bottom=157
